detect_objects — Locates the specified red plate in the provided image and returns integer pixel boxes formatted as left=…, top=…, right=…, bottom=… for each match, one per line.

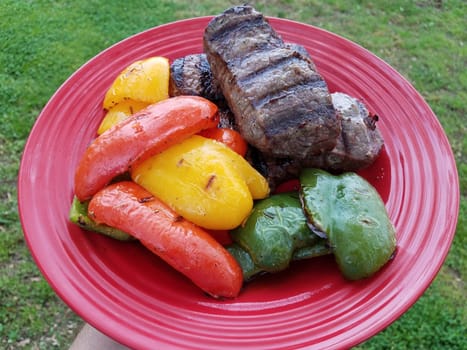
left=18, top=17, right=459, bottom=349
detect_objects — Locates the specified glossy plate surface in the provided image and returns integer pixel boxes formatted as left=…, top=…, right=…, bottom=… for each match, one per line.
left=18, top=17, right=459, bottom=349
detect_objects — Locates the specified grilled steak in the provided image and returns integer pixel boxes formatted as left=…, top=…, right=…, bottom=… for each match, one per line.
left=203, top=5, right=341, bottom=159
left=248, top=92, right=384, bottom=188
left=169, top=53, right=224, bottom=102
left=169, top=43, right=313, bottom=101
left=308, top=92, right=384, bottom=171
left=169, top=53, right=235, bottom=128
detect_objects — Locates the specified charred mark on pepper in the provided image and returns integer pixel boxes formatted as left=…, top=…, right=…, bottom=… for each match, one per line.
left=77, top=215, right=88, bottom=227
left=177, top=158, right=185, bottom=167
left=306, top=221, right=328, bottom=239
left=132, top=122, right=144, bottom=133
left=205, top=174, right=216, bottom=190
left=174, top=215, right=184, bottom=222
left=138, top=196, right=154, bottom=203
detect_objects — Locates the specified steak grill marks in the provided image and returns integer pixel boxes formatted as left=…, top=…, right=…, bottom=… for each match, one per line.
left=232, top=49, right=325, bottom=109
left=206, top=14, right=283, bottom=58
left=204, top=5, right=341, bottom=159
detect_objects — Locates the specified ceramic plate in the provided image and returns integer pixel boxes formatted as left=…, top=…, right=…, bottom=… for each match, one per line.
left=18, top=16, right=459, bottom=349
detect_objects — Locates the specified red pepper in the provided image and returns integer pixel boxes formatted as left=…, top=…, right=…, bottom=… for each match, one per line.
left=74, top=96, right=219, bottom=201
left=274, top=179, right=301, bottom=193
left=198, top=127, right=248, bottom=157
left=88, top=181, right=243, bottom=298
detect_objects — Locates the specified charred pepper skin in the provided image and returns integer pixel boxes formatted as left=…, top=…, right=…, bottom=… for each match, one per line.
left=299, top=168, right=397, bottom=280
left=230, top=192, right=330, bottom=275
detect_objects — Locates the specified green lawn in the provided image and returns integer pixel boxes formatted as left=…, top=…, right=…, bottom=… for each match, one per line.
left=1, top=0, right=465, bottom=349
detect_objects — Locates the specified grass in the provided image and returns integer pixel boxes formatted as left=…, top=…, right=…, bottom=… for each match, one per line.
left=1, top=0, right=465, bottom=348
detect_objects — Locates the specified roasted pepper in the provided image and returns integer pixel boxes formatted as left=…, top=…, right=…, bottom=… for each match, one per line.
left=230, top=192, right=331, bottom=276
left=74, top=96, right=219, bottom=201
left=97, top=99, right=150, bottom=135
left=69, top=196, right=133, bottom=241
left=299, top=168, right=397, bottom=280
left=103, top=56, right=170, bottom=110
left=131, top=135, right=269, bottom=230
left=226, top=243, right=263, bottom=281
left=198, top=127, right=248, bottom=157
left=88, top=181, right=243, bottom=298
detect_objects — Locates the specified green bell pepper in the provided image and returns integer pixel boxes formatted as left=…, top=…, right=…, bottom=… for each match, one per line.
left=230, top=192, right=330, bottom=277
left=300, top=168, right=396, bottom=280
left=226, top=243, right=264, bottom=281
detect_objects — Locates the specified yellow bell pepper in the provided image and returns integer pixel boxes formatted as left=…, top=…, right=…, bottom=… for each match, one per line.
left=131, top=135, right=270, bottom=230
left=97, top=99, right=149, bottom=135
left=103, top=56, right=170, bottom=110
